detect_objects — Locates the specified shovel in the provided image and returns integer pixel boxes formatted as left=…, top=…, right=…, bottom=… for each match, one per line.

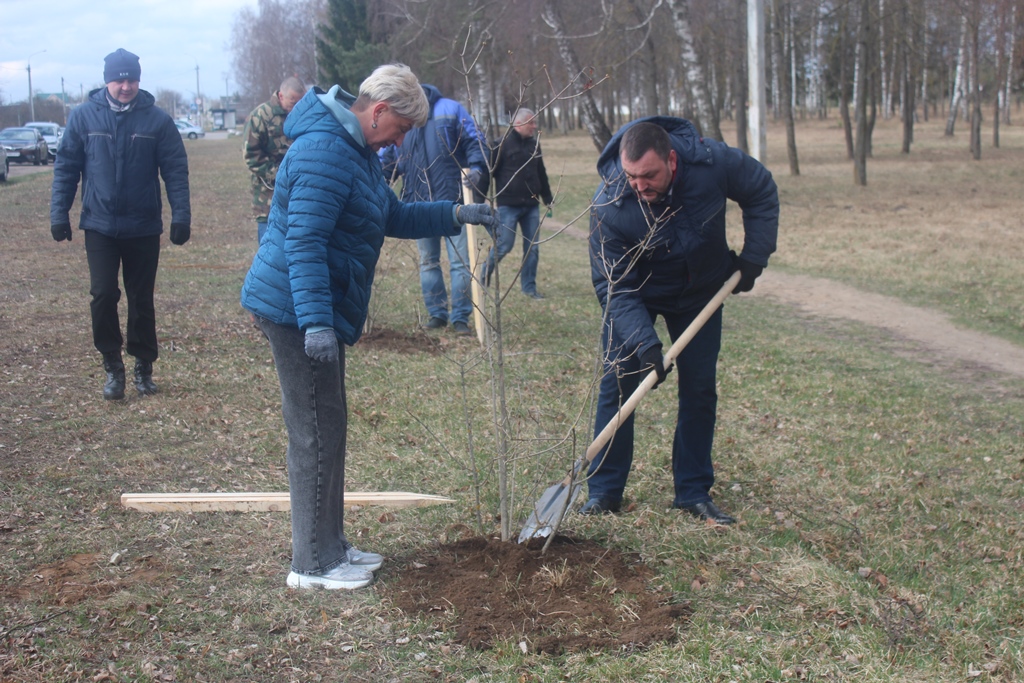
left=518, top=271, right=741, bottom=543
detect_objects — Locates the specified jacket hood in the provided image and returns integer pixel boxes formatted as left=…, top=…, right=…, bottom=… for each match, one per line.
left=88, top=87, right=156, bottom=110
left=421, top=84, right=442, bottom=116
left=284, top=85, right=366, bottom=151
left=596, top=116, right=712, bottom=199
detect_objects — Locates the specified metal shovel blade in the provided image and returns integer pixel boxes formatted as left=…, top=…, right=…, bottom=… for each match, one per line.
left=515, top=272, right=741, bottom=545
left=517, top=478, right=584, bottom=543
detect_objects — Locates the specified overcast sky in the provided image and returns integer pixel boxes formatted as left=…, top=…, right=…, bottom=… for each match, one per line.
left=0, top=0, right=258, bottom=106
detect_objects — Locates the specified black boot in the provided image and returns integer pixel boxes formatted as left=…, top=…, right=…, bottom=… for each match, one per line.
left=133, top=359, right=159, bottom=396
left=102, top=352, right=126, bottom=401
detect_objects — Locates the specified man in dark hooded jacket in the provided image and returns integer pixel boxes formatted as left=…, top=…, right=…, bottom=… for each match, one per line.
left=50, top=48, right=191, bottom=400
left=380, top=85, right=487, bottom=335
left=584, top=118, right=778, bottom=524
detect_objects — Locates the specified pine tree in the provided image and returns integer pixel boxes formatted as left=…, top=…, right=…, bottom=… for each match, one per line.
left=316, top=0, right=389, bottom=93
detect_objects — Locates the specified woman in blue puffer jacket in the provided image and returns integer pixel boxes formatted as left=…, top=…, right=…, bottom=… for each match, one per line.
left=241, top=64, right=497, bottom=591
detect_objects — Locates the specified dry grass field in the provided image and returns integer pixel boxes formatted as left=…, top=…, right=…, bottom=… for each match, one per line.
left=0, top=115, right=1021, bottom=682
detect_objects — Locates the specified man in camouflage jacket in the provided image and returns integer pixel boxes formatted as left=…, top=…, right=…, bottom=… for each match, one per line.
left=243, top=76, right=305, bottom=240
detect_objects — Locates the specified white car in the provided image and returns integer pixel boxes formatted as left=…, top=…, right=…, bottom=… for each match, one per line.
left=25, top=121, right=62, bottom=160
left=175, top=120, right=205, bottom=139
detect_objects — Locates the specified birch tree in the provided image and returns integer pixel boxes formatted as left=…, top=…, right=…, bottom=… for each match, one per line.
left=854, top=0, right=872, bottom=184
left=945, top=14, right=967, bottom=135
left=541, top=0, right=613, bottom=151
left=666, top=0, right=722, bottom=139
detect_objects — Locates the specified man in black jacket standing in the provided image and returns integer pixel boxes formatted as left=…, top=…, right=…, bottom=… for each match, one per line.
left=50, top=49, right=191, bottom=400
left=483, top=108, right=553, bottom=299
left=584, top=118, right=778, bottom=524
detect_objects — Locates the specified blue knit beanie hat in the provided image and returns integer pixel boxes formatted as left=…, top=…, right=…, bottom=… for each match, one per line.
left=104, top=49, right=141, bottom=83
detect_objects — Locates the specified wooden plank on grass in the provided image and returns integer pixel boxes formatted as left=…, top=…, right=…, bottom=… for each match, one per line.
left=120, top=491, right=455, bottom=513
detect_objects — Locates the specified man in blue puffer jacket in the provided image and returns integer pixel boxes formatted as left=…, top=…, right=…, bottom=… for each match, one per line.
left=380, top=84, right=487, bottom=335
left=50, top=48, right=191, bottom=401
left=584, top=118, right=779, bottom=525
left=241, top=65, right=497, bottom=591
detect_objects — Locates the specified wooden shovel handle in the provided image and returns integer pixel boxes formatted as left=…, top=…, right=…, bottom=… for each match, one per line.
left=562, top=271, right=742, bottom=486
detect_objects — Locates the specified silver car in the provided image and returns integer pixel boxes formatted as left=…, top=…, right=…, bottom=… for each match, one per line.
left=174, top=120, right=205, bottom=140
left=25, top=122, right=62, bottom=160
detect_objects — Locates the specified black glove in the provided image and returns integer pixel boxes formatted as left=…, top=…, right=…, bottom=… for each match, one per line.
left=639, top=345, right=670, bottom=388
left=51, top=223, right=73, bottom=242
left=170, top=223, right=191, bottom=246
left=304, top=329, right=339, bottom=363
left=732, top=255, right=763, bottom=293
left=457, top=203, right=498, bottom=229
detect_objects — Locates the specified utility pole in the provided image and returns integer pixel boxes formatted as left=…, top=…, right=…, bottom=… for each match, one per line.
left=27, top=50, right=47, bottom=122
left=195, top=63, right=202, bottom=122
left=61, top=77, right=68, bottom=124
left=747, top=0, right=767, bottom=162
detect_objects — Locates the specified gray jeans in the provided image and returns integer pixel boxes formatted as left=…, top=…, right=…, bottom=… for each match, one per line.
left=257, top=317, right=349, bottom=575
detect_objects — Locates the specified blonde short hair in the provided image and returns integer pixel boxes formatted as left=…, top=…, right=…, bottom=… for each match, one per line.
left=357, top=64, right=429, bottom=127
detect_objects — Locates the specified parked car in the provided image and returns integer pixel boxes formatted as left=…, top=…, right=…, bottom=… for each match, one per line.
left=175, top=120, right=205, bottom=139
left=25, top=121, right=62, bottom=160
left=0, top=127, right=49, bottom=165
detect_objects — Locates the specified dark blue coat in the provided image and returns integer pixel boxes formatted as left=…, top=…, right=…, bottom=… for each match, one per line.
left=241, top=86, right=459, bottom=345
left=50, top=88, right=190, bottom=236
left=379, top=84, right=487, bottom=202
left=590, top=117, right=778, bottom=354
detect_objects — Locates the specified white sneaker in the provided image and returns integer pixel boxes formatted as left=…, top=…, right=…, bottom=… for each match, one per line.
left=286, top=562, right=374, bottom=590
left=346, top=546, right=384, bottom=572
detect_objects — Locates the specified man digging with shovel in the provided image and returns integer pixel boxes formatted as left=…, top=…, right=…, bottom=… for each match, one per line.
left=583, top=118, right=779, bottom=524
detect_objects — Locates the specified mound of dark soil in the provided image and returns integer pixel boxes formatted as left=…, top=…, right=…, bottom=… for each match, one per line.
left=382, top=535, right=690, bottom=654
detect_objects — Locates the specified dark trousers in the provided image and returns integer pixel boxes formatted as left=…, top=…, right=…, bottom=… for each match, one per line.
left=588, top=306, right=723, bottom=507
left=84, top=231, right=161, bottom=362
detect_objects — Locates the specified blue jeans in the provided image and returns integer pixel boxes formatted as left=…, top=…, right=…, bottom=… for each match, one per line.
left=484, top=205, right=540, bottom=294
left=257, top=318, right=351, bottom=576
left=587, top=306, right=723, bottom=507
left=257, top=219, right=268, bottom=243
left=418, top=230, right=472, bottom=324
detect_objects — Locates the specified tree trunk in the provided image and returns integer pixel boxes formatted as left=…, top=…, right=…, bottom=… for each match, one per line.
left=734, top=0, right=749, bottom=152
left=945, top=15, right=967, bottom=136
left=541, top=0, right=612, bottom=152
left=900, top=0, right=916, bottom=153
left=772, top=0, right=799, bottom=175
left=1003, top=4, right=1016, bottom=125
left=840, top=1, right=855, bottom=160
left=969, top=9, right=981, bottom=160
left=667, top=0, right=723, bottom=140
left=879, top=0, right=891, bottom=119
left=853, top=0, right=871, bottom=185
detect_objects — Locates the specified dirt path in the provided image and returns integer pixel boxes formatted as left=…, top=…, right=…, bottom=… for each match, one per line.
left=554, top=221, right=1024, bottom=381
left=751, top=271, right=1024, bottom=380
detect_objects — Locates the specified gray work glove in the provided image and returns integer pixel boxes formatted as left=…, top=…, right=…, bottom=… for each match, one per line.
left=304, top=329, right=339, bottom=363
left=639, top=345, right=670, bottom=388
left=456, top=203, right=498, bottom=229
left=51, top=223, right=73, bottom=242
left=462, top=168, right=483, bottom=191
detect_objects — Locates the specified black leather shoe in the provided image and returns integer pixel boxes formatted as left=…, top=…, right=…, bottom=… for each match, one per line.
left=524, top=290, right=545, bottom=300
left=452, top=321, right=473, bottom=336
left=102, top=352, right=125, bottom=401
left=133, top=359, right=159, bottom=396
left=579, top=498, right=621, bottom=515
left=675, top=500, right=735, bottom=525
left=423, top=316, right=447, bottom=329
